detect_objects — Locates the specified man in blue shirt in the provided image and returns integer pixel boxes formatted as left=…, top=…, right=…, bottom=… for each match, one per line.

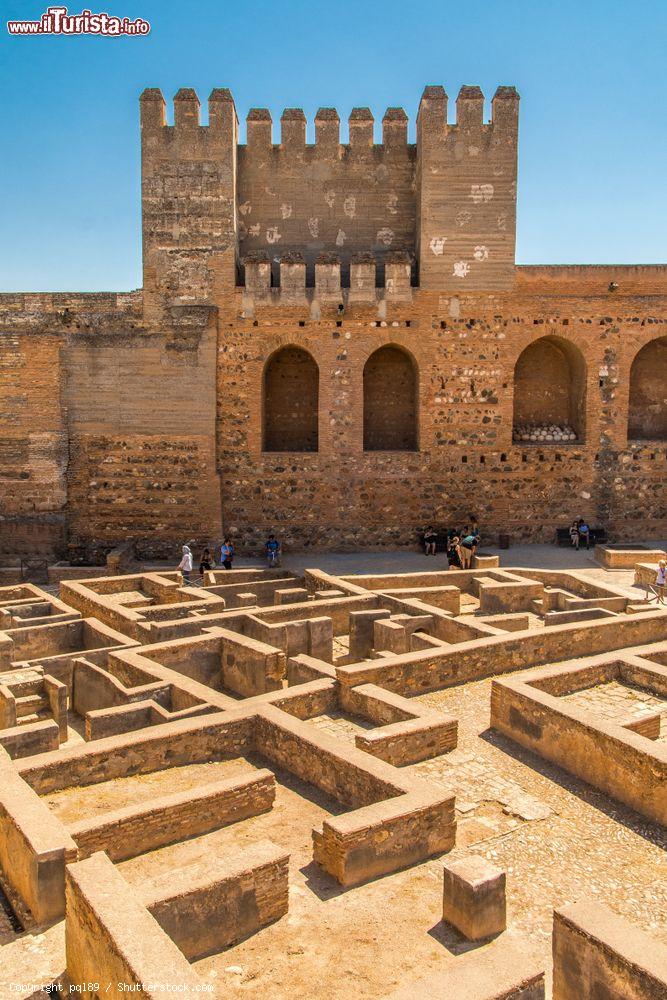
left=265, top=534, right=281, bottom=567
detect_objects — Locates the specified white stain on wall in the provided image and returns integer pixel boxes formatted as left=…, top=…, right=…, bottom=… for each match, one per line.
left=249, top=224, right=261, bottom=236
left=280, top=203, right=293, bottom=219
left=239, top=201, right=252, bottom=216
left=343, top=195, right=356, bottom=218
left=429, top=236, right=447, bottom=256
left=335, top=229, right=347, bottom=246
left=453, top=261, right=470, bottom=278
left=469, top=184, right=494, bottom=204
left=473, top=245, right=489, bottom=261
left=266, top=227, right=282, bottom=244
left=308, top=217, right=319, bottom=238
left=376, top=228, right=394, bottom=247
left=455, top=210, right=472, bottom=228
left=387, top=194, right=398, bottom=215
left=324, top=190, right=336, bottom=208
left=496, top=212, right=508, bottom=231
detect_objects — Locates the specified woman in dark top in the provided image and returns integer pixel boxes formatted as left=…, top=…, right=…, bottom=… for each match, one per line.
left=447, top=535, right=462, bottom=570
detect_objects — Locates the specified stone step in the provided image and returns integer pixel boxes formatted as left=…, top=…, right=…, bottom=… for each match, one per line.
left=15, top=693, right=48, bottom=717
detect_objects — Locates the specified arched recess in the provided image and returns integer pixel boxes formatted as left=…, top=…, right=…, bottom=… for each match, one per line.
left=512, top=335, right=587, bottom=443
left=363, top=345, right=418, bottom=451
left=263, top=346, right=319, bottom=452
left=628, top=337, right=667, bottom=440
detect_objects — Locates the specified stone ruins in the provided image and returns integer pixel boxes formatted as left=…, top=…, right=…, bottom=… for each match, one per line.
left=1, top=82, right=666, bottom=569
left=0, top=551, right=665, bottom=996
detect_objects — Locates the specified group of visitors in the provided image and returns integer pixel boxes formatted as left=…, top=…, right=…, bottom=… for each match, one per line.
left=177, top=534, right=282, bottom=584
left=569, top=518, right=591, bottom=550
left=423, top=518, right=481, bottom=570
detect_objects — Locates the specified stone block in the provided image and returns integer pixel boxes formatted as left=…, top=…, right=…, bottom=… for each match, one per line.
left=442, top=856, right=506, bottom=940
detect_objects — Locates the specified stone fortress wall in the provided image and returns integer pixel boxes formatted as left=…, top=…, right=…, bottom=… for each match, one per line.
left=1, top=84, right=666, bottom=560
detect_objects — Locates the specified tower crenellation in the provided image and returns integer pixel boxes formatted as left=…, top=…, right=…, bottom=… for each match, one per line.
left=140, top=83, right=519, bottom=299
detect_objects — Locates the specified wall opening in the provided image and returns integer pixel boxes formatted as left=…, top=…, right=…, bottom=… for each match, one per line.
left=628, top=337, right=667, bottom=440
left=263, top=346, right=319, bottom=452
left=363, top=345, right=418, bottom=451
left=512, top=336, right=586, bottom=444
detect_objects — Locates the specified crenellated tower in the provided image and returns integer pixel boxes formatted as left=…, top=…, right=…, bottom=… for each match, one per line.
left=140, top=87, right=238, bottom=311
left=416, top=84, right=520, bottom=291
left=139, top=82, right=519, bottom=302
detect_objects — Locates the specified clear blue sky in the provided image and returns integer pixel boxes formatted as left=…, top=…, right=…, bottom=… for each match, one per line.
left=2, top=0, right=666, bottom=291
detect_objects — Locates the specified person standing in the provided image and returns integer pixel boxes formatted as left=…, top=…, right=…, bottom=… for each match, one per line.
left=656, top=560, right=667, bottom=604
left=461, top=530, right=478, bottom=568
left=447, top=534, right=462, bottom=570
left=423, top=526, right=437, bottom=556
left=569, top=520, right=580, bottom=549
left=199, top=546, right=213, bottom=576
left=178, top=544, right=193, bottom=585
left=220, top=537, right=234, bottom=570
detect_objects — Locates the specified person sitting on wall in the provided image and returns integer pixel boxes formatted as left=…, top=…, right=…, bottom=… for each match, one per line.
left=423, top=525, right=438, bottom=556
left=220, top=538, right=234, bottom=570
left=447, top=535, right=462, bottom=570
left=265, top=534, right=281, bottom=567
left=199, top=546, right=213, bottom=576
left=178, top=544, right=193, bottom=585
left=569, top=520, right=580, bottom=550
left=578, top=520, right=591, bottom=550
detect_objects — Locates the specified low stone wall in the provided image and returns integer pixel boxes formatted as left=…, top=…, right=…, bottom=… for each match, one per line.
left=490, top=660, right=667, bottom=825
left=0, top=746, right=77, bottom=925
left=596, top=544, right=666, bottom=569
left=70, top=770, right=275, bottom=861
left=313, top=783, right=456, bottom=886
left=85, top=698, right=213, bottom=740
left=553, top=900, right=667, bottom=999
left=17, top=711, right=254, bottom=794
left=337, top=611, right=667, bottom=695
left=0, top=718, right=60, bottom=759
left=341, top=683, right=458, bottom=765
left=142, top=839, right=289, bottom=960
left=256, top=705, right=456, bottom=885
left=66, top=852, right=204, bottom=995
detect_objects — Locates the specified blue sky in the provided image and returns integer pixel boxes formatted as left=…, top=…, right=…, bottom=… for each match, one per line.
left=2, top=0, right=666, bottom=291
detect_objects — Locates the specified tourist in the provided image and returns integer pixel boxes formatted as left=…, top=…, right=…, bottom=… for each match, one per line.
left=199, top=546, right=213, bottom=576
left=447, top=535, right=462, bottom=570
left=423, top=525, right=437, bottom=556
left=220, top=537, right=234, bottom=570
left=265, top=534, right=281, bottom=567
left=578, top=520, right=591, bottom=550
left=656, top=560, right=667, bottom=604
left=177, top=544, right=193, bottom=585
left=569, top=520, right=580, bottom=549
left=460, top=529, right=478, bottom=568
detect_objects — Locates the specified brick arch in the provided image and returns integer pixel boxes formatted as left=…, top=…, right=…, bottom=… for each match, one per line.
left=628, top=336, right=667, bottom=440
left=363, top=344, right=418, bottom=451
left=512, top=335, right=587, bottom=442
left=263, top=346, right=319, bottom=452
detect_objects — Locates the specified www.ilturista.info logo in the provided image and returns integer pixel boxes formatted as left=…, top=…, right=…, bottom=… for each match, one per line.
left=7, top=6, right=150, bottom=35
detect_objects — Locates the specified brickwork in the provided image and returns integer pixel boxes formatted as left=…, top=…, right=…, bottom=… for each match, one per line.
left=1, top=84, right=666, bottom=556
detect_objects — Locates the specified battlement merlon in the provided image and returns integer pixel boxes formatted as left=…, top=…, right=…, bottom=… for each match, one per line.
left=417, top=84, right=519, bottom=140
left=140, top=84, right=517, bottom=144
